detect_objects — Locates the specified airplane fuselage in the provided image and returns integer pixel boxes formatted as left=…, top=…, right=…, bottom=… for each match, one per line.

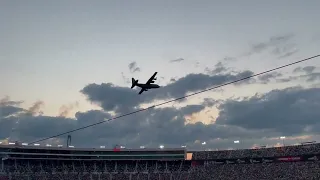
left=136, top=83, right=160, bottom=89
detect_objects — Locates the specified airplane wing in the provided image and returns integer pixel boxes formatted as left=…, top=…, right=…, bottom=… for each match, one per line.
left=145, top=72, right=158, bottom=85
left=138, top=88, right=145, bottom=94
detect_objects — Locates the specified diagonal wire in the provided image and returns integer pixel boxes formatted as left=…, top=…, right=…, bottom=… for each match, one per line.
left=29, top=54, right=320, bottom=144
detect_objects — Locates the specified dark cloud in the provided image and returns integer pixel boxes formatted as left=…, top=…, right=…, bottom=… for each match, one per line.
left=169, top=58, right=184, bottom=63
left=128, top=62, right=141, bottom=73
left=304, top=72, right=320, bottom=82
left=179, top=105, right=206, bottom=115
left=205, top=62, right=228, bottom=75
left=170, top=78, right=176, bottom=82
left=277, top=66, right=320, bottom=83
left=2, top=85, right=320, bottom=149
left=293, top=66, right=316, bottom=74
left=81, top=70, right=254, bottom=114
left=0, top=106, right=24, bottom=118
left=0, top=96, right=23, bottom=107
left=258, top=72, right=283, bottom=84
left=216, top=86, right=320, bottom=136
left=0, top=97, right=25, bottom=118
left=202, top=98, right=220, bottom=107
left=0, top=99, right=221, bottom=148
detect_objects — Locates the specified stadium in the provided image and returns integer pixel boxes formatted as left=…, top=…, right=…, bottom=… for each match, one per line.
left=1, top=142, right=320, bottom=180
left=2, top=1, right=320, bottom=180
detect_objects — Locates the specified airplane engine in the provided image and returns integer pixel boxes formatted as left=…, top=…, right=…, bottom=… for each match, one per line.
left=154, top=78, right=157, bottom=80
left=150, top=80, right=155, bottom=83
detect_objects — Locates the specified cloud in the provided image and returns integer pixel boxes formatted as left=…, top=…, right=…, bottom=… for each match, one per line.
left=27, top=101, right=44, bottom=116
left=258, top=72, right=283, bottom=84
left=216, top=86, right=320, bottom=136
left=2, top=85, right=320, bottom=149
left=304, top=72, right=320, bottom=82
left=0, top=99, right=214, bottom=147
left=59, top=102, right=79, bottom=117
left=271, top=43, right=299, bottom=59
left=128, top=62, right=141, bottom=73
left=243, top=33, right=296, bottom=57
left=169, top=58, right=185, bottom=63
left=293, top=66, right=316, bottom=74
left=0, top=96, right=23, bottom=107
left=278, top=66, right=320, bottom=83
left=81, top=70, right=254, bottom=114
left=0, top=106, right=24, bottom=118
left=222, top=57, right=236, bottom=62
left=194, top=62, right=200, bottom=68
left=205, top=62, right=228, bottom=75
left=277, top=49, right=299, bottom=59
left=121, top=72, right=131, bottom=84
left=0, top=97, right=25, bottom=118
left=170, top=78, right=176, bottom=82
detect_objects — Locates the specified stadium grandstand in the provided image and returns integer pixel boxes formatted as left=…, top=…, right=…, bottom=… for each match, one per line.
left=1, top=142, right=320, bottom=179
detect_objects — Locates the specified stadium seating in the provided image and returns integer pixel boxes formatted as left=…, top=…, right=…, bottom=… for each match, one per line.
left=1, top=143, right=320, bottom=179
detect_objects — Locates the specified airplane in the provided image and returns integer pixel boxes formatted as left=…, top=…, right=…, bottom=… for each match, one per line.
left=131, top=72, right=160, bottom=94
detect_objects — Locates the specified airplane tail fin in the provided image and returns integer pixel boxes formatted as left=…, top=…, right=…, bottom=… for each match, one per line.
left=131, top=78, right=138, bottom=89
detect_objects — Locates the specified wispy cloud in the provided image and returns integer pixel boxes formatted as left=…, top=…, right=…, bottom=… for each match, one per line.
left=169, top=58, right=185, bottom=63
left=128, top=62, right=141, bottom=73
left=242, top=33, right=297, bottom=58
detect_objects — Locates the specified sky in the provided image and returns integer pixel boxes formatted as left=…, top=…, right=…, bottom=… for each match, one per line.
left=1, top=0, right=320, bottom=150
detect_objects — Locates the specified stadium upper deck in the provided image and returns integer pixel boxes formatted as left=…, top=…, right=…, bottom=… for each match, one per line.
left=1, top=142, right=320, bottom=161
left=0, top=144, right=186, bottom=161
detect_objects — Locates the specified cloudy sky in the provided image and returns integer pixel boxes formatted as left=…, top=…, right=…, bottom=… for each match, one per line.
left=1, top=0, right=320, bottom=150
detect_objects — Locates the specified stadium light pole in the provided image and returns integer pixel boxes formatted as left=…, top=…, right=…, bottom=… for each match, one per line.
left=280, top=136, right=286, bottom=147
left=234, top=140, right=240, bottom=150
left=201, top=142, right=206, bottom=151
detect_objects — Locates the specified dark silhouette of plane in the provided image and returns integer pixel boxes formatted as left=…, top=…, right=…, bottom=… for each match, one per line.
left=131, top=72, right=160, bottom=94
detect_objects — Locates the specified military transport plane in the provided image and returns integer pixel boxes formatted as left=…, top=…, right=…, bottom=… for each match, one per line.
left=131, top=72, right=160, bottom=94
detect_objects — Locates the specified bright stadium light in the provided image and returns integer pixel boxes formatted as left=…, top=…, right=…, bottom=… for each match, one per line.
left=140, top=146, right=145, bottom=149
left=181, top=145, right=186, bottom=148
left=22, top=143, right=28, bottom=146
left=100, top=146, right=105, bottom=148
left=8, top=142, right=15, bottom=145
left=201, top=142, right=206, bottom=145
left=68, top=146, right=74, bottom=148
left=34, top=143, right=40, bottom=146
left=46, top=144, right=52, bottom=147
left=234, top=140, right=240, bottom=144
left=120, top=146, right=125, bottom=149
left=280, top=136, right=286, bottom=146
left=58, top=145, right=63, bottom=147
left=159, top=145, right=164, bottom=149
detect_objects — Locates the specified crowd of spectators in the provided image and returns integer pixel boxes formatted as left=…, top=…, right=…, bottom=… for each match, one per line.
left=0, top=143, right=320, bottom=179
left=192, top=143, right=320, bottom=160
